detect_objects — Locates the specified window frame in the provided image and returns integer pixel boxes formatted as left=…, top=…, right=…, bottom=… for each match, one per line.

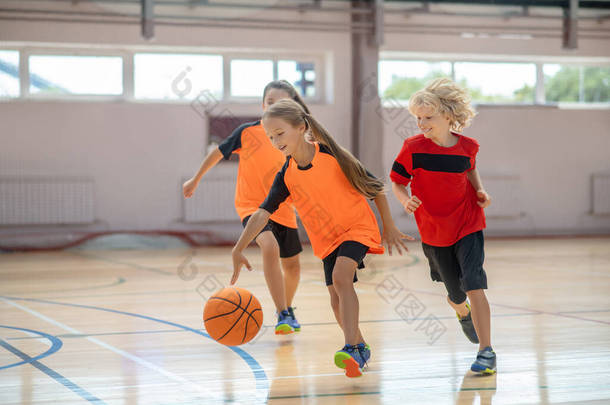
left=131, top=51, right=225, bottom=103
left=0, top=48, right=22, bottom=100
left=379, top=51, right=610, bottom=108
left=23, top=47, right=127, bottom=101
left=224, top=52, right=324, bottom=104
left=0, top=44, right=326, bottom=105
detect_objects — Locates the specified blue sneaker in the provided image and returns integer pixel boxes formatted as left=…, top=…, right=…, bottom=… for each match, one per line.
left=275, top=310, right=294, bottom=335
left=334, top=345, right=365, bottom=378
left=357, top=343, right=371, bottom=363
left=471, top=347, right=496, bottom=374
left=457, top=303, right=479, bottom=344
left=287, top=306, right=301, bottom=332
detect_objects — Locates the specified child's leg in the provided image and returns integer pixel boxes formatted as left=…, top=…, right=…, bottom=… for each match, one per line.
left=422, top=243, right=469, bottom=315
left=331, top=256, right=361, bottom=346
left=280, top=255, right=300, bottom=307
left=447, top=295, right=470, bottom=318
left=255, top=231, right=287, bottom=312
left=456, top=231, right=491, bottom=350
left=327, top=285, right=365, bottom=344
left=423, top=242, right=479, bottom=344
left=466, top=289, right=491, bottom=350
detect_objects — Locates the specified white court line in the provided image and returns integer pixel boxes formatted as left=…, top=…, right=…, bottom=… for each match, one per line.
left=0, top=300, right=52, bottom=348
left=0, top=297, right=224, bottom=403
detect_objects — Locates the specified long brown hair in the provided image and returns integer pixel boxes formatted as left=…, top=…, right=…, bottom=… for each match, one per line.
left=262, top=80, right=311, bottom=115
left=263, top=99, right=384, bottom=199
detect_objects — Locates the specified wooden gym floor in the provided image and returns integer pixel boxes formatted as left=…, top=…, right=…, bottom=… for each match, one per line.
left=1, top=237, right=609, bottom=404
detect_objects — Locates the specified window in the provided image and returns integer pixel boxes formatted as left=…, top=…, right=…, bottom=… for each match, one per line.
left=230, top=59, right=274, bottom=98
left=29, top=55, right=123, bottom=96
left=379, top=61, right=452, bottom=100
left=0, top=50, right=20, bottom=98
left=278, top=60, right=316, bottom=98
left=229, top=58, right=318, bottom=99
left=2, top=46, right=324, bottom=103
left=544, top=64, right=610, bottom=104
left=454, top=62, right=536, bottom=103
left=134, top=53, right=222, bottom=100
left=377, top=58, right=610, bottom=106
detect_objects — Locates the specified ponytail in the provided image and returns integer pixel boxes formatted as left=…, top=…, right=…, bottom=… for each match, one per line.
left=263, top=99, right=385, bottom=199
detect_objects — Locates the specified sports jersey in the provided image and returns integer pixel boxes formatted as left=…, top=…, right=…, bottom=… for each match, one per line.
left=390, top=133, right=486, bottom=247
left=260, top=142, right=384, bottom=259
left=218, top=121, right=297, bottom=228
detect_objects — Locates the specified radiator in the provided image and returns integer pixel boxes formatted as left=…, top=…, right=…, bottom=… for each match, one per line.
left=183, top=175, right=237, bottom=223
left=592, top=173, right=610, bottom=215
left=0, top=177, right=95, bottom=225
left=481, top=175, right=521, bottom=219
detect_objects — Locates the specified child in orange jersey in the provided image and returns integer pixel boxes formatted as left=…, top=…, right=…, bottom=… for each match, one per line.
left=183, top=81, right=306, bottom=335
left=230, top=99, right=413, bottom=378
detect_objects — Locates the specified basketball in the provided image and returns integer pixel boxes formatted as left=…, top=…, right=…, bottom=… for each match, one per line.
left=203, top=287, right=263, bottom=346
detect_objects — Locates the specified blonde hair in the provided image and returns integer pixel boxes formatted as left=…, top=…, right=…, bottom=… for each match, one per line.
left=262, top=99, right=384, bottom=199
left=408, top=78, right=476, bottom=132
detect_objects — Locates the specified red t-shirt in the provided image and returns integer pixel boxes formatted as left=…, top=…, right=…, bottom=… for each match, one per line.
left=390, top=133, right=486, bottom=247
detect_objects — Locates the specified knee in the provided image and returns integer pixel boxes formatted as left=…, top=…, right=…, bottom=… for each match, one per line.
left=257, top=237, right=279, bottom=258
left=282, top=260, right=300, bottom=275
left=448, top=291, right=467, bottom=305
left=443, top=279, right=466, bottom=304
left=332, top=271, right=352, bottom=290
left=466, top=289, right=485, bottom=299
left=447, top=295, right=466, bottom=306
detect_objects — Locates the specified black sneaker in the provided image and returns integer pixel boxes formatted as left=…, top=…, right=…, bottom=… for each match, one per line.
left=457, top=303, right=479, bottom=344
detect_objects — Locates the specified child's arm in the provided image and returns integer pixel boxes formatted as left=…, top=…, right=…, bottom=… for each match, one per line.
left=231, top=208, right=271, bottom=285
left=466, top=168, right=492, bottom=208
left=183, top=147, right=224, bottom=198
left=391, top=182, right=422, bottom=214
left=373, top=192, right=414, bottom=255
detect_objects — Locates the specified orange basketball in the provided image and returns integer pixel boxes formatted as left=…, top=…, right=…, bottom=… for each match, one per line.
left=203, top=287, right=263, bottom=346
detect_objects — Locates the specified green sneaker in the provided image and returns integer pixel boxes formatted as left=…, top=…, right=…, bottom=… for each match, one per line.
left=287, top=306, right=301, bottom=332
left=334, top=345, right=365, bottom=378
left=275, top=310, right=294, bottom=335
left=357, top=342, right=371, bottom=363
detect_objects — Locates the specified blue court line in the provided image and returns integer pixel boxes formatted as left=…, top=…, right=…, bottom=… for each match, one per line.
left=9, top=277, right=126, bottom=296
left=70, top=252, right=173, bottom=275
left=6, top=329, right=186, bottom=341
left=558, top=309, right=610, bottom=314
left=0, top=325, right=63, bottom=370
left=5, top=311, right=541, bottom=342
left=0, top=338, right=106, bottom=404
left=1, top=295, right=270, bottom=403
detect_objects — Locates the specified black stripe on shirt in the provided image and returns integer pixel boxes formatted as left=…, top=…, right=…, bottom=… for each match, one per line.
left=412, top=153, right=471, bottom=173
left=260, top=158, right=291, bottom=214
left=391, top=161, right=412, bottom=179
left=218, top=120, right=260, bottom=160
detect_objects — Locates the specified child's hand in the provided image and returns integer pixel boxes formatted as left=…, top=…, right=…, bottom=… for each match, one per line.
left=231, top=249, right=253, bottom=285
left=403, top=195, right=422, bottom=214
left=382, top=225, right=415, bottom=256
left=182, top=178, right=199, bottom=198
left=476, top=189, right=492, bottom=208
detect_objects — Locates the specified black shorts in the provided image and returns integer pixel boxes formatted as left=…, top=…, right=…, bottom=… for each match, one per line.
left=322, top=241, right=369, bottom=286
left=242, top=215, right=303, bottom=258
left=422, top=230, right=487, bottom=304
